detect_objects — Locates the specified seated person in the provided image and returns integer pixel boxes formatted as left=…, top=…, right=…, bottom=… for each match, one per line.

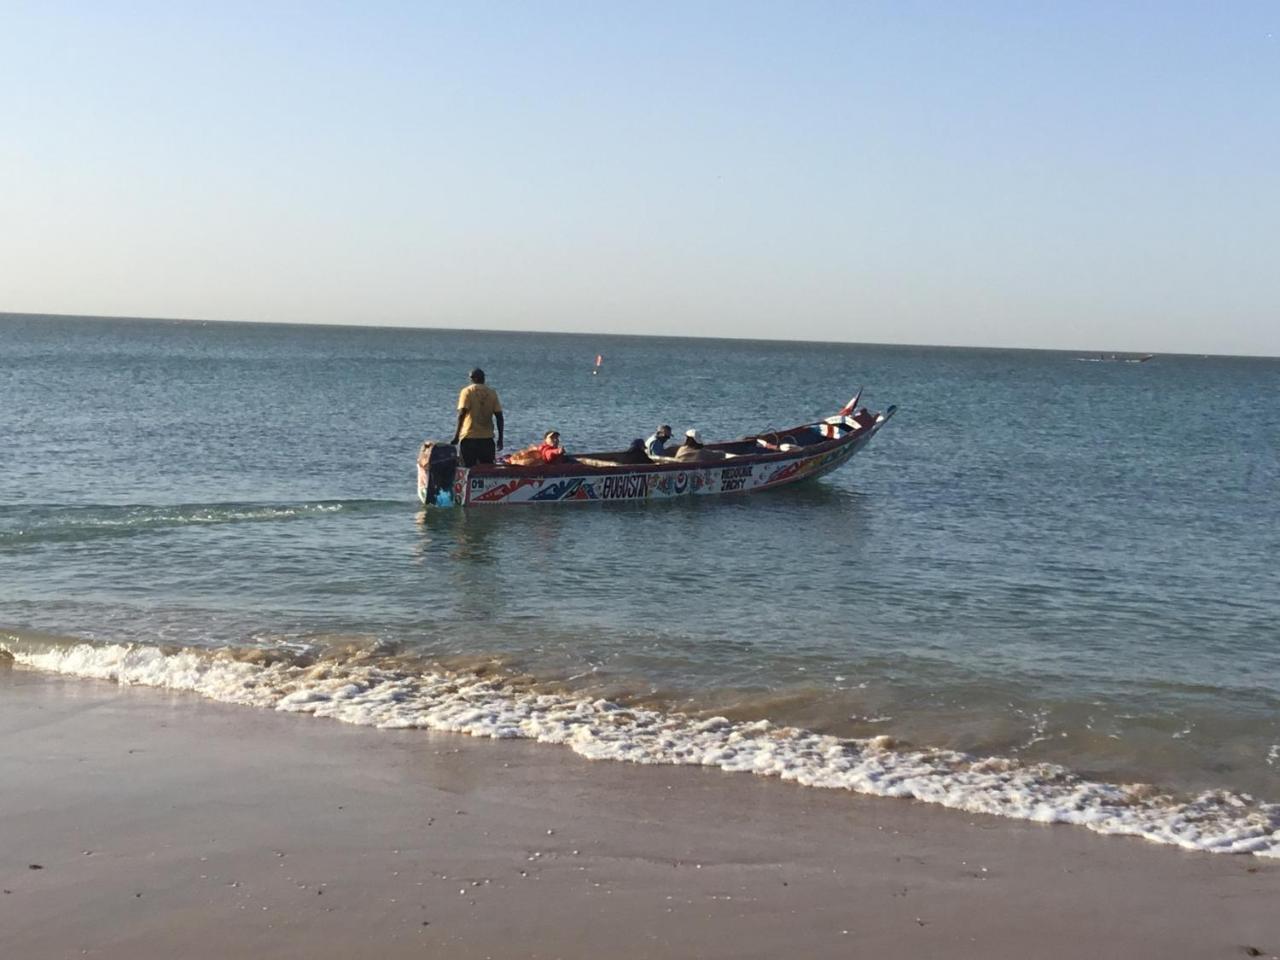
left=645, top=424, right=674, bottom=457
left=619, top=438, right=650, bottom=465
left=674, top=428, right=716, bottom=462
left=539, top=430, right=567, bottom=463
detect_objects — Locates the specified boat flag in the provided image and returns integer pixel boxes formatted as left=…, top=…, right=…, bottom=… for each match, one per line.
left=838, top=387, right=863, bottom=418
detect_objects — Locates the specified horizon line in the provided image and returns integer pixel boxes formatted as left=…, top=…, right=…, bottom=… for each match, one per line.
left=1, top=309, right=1275, bottom=362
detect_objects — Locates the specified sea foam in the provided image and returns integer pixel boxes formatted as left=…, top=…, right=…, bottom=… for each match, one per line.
left=3, top=636, right=1277, bottom=858
left=0, top=500, right=362, bottom=546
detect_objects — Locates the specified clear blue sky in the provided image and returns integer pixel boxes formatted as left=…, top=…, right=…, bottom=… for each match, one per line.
left=2, top=2, right=1276, bottom=354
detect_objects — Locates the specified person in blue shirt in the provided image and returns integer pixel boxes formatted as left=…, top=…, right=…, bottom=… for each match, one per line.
left=645, top=424, right=673, bottom=458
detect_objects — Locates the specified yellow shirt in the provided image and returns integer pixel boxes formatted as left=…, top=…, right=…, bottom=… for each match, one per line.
left=457, top=383, right=502, bottom=440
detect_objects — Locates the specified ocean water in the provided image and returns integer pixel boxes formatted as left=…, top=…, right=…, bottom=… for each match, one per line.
left=2, top=313, right=1278, bottom=855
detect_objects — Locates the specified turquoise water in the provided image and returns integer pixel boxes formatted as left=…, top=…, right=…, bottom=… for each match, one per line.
left=2, top=313, right=1278, bottom=829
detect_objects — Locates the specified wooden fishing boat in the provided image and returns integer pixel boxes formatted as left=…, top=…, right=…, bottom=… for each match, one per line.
left=417, top=392, right=896, bottom=507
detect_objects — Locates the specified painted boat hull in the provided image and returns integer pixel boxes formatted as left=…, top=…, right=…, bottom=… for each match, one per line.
left=419, top=403, right=896, bottom=507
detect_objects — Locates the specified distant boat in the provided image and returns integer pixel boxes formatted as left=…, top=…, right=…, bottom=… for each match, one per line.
left=593, top=353, right=603, bottom=376
left=1077, top=353, right=1154, bottom=364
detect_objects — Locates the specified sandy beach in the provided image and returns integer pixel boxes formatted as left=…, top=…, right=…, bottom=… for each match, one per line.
left=1, top=664, right=1276, bottom=960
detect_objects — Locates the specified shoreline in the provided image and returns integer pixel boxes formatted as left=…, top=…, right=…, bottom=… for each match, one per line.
left=5, top=635, right=1277, bottom=859
left=2, top=665, right=1277, bottom=959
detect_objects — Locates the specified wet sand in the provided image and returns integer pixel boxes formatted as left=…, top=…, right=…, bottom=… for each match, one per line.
left=1, top=665, right=1276, bottom=960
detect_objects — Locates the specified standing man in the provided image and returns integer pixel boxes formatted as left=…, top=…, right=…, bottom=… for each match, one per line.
left=451, top=368, right=504, bottom=467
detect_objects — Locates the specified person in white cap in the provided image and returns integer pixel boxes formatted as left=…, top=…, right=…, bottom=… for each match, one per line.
left=674, top=428, right=713, bottom=462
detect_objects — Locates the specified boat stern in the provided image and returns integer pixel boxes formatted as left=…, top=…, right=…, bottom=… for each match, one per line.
left=416, top=441, right=461, bottom=506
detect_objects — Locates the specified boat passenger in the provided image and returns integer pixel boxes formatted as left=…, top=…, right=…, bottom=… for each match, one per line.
left=645, top=424, right=674, bottom=457
left=674, top=428, right=715, bottom=462
left=619, top=438, right=650, bottom=464
left=539, top=431, right=566, bottom=464
left=451, top=368, right=505, bottom=467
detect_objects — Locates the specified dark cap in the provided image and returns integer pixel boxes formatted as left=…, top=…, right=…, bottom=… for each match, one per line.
left=469, top=367, right=485, bottom=382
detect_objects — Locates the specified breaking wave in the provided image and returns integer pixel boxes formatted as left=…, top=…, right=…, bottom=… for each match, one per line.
left=2, top=633, right=1277, bottom=858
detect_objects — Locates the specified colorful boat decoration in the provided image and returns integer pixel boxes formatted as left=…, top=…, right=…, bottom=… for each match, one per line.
left=417, top=392, right=896, bottom=507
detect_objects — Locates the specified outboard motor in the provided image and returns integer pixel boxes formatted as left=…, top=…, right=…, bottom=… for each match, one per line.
left=417, top=441, right=458, bottom=505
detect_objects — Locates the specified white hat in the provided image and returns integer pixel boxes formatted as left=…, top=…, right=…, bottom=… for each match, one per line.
left=685, top=429, right=703, bottom=444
